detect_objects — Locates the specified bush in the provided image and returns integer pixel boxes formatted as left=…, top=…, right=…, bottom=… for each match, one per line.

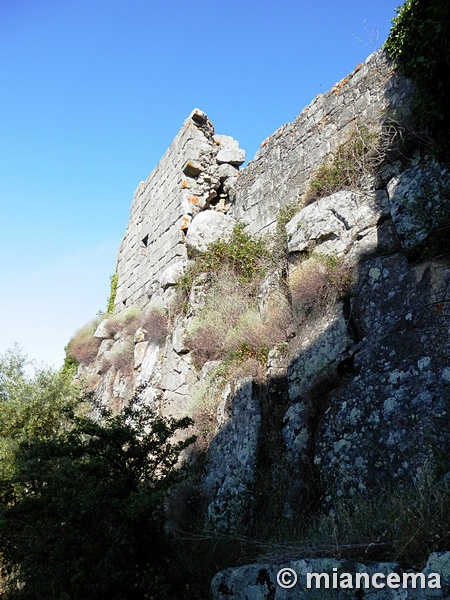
left=384, top=0, right=450, bottom=161
left=143, top=310, right=168, bottom=345
left=176, top=224, right=271, bottom=313
left=0, top=346, right=81, bottom=492
left=65, top=319, right=102, bottom=366
left=101, top=307, right=168, bottom=342
left=0, top=396, right=196, bottom=600
left=289, top=254, right=351, bottom=320
left=66, top=307, right=168, bottom=372
left=103, top=339, right=135, bottom=374
left=187, top=272, right=286, bottom=369
left=303, top=125, right=382, bottom=205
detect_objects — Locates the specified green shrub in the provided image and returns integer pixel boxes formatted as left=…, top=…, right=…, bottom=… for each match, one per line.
left=303, top=125, right=381, bottom=205
left=0, top=395, right=195, bottom=599
left=176, top=224, right=271, bottom=313
left=0, top=346, right=81, bottom=488
left=385, top=0, right=450, bottom=161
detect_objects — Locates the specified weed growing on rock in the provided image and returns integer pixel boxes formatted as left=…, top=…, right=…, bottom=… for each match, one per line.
left=176, top=224, right=271, bottom=313
left=103, top=339, right=135, bottom=375
left=303, top=124, right=382, bottom=205
left=186, top=272, right=286, bottom=369
left=289, top=254, right=352, bottom=320
left=66, top=307, right=168, bottom=375
left=277, top=201, right=301, bottom=238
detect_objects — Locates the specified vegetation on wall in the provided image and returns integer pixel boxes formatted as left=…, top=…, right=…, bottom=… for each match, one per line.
left=302, top=124, right=382, bottom=205
left=106, top=270, right=118, bottom=314
left=384, top=0, right=450, bottom=161
left=176, top=224, right=270, bottom=313
left=178, top=225, right=289, bottom=371
left=186, top=271, right=287, bottom=369
left=65, top=306, right=168, bottom=374
left=65, top=319, right=102, bottom=366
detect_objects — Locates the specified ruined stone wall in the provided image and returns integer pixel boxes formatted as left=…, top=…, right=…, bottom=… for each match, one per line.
left=114, top=109, right=245, bottom=312
left=228, top=51, right=407, bottom=234
left=114, top=51, right=409, bottom=311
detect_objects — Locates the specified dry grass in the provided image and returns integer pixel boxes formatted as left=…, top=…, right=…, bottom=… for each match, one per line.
left=102, top=307, right=168, bottom=343
left=289, top=255, right=351, bottom=321
left=67, top=306, right=168, bottom=373
left=143, top=310, right=168, bottom=345
left=302, top=124, right=383, bottom=206
left=187, top=271, right=287, bottom=369
left=103, top=340, right=135, bottom=375
left=66, top=320, right=102, bottom=366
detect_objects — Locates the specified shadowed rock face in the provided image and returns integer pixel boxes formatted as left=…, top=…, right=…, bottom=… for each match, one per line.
left=211, top=553, right=450, bottom=599
left=316, top=255, right=450, bottom=498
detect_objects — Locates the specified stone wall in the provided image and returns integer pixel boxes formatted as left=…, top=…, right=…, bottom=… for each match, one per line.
left=114, top=108, right=245, bottom=312
left=114, top=51, right=410, bottom=313
left=75, top=47, right=450, bottom=597
left=228, top=50, right=408, bottom=234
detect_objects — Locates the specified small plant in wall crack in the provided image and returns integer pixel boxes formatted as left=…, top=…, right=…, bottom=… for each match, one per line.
left=175, top=224, right=272, bottom=314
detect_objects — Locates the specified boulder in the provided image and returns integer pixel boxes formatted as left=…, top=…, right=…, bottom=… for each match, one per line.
left=203, top=377, right=261, bottom=533
left=211, top=553, right=450, bottom=599
left=387, top=161, right=450, bottom=250
left=286, top=190, right=389, bottom=258
left=185, top=210, right=237, bottom=253
left=158, top=260, right=188, bottom=290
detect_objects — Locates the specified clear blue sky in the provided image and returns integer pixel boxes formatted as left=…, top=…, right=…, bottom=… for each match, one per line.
left=0, top=0, right=400, bottom=368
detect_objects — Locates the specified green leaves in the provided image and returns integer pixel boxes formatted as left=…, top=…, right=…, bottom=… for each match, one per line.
left=385, top=0, right=450, bottom=161
left=0, top=347, right=79, bottom=487
left=0, top=393, right=195, bottom=599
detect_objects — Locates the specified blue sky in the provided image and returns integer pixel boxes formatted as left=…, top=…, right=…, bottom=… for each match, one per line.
left=0, top=0, right=400, bottom=368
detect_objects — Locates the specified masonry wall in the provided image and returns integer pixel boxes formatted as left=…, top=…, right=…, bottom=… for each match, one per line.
left=228, top=51, right=408, bottom=234
left=114, top=110, right=215, bottom=311
left=114, top=109, right=245, bottom=312
left=114, top=51, right=409, bottom=312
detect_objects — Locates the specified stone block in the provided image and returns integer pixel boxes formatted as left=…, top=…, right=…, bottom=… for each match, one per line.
left=185, top=210, right=237, bottom=253
left=214, top=134, right=246, bottom=166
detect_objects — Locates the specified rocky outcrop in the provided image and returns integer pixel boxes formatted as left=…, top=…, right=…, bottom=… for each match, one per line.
left=71, top=47, right=450, bottom=597
left=211, top=552, right=450, bottom=599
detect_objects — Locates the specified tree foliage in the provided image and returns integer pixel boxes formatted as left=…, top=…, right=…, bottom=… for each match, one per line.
left=385, top=0, right=450, bottom=160
left=0, top=348, right=196, bottom=599
left=0, top=394, right=195, bottom=599
left=0, top=346, right=79, bottom=484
